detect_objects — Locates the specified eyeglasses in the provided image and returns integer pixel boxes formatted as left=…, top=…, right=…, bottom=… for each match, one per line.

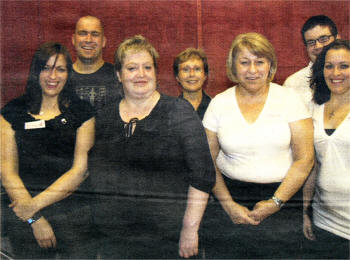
left=305, top=35, right=333, bottom=47
left=180, top=66, right=203, bottom=73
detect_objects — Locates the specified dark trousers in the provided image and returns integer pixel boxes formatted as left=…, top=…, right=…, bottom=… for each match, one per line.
left=301, top=224, right=349, bottom=259
left=201, top=177, right=304, bottom=259
left=92, top=194, right=204, bottom=259
left=1, top=192, right=97, bottom=259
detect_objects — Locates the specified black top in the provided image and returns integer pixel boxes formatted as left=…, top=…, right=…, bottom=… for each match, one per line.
left=71, top=62, right=122, bottom=111
left=325, top=128, right=336, bottom=136
left=88, top=94, right=215, bottom=199
left=1, top=96, right=95, bottom=193
left=179, top=91, right=211, bottom=120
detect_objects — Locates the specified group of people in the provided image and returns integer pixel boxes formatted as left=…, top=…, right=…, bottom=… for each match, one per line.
left=0, top=14, right=349, bottom=259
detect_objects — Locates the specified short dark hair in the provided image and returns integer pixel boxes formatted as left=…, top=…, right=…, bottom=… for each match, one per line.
left=301, top=15, right=338, bottom=44
left=311, top=39, right=350, bottom=104
left=24, top=42, right=75, bottom=114
left=173, top=48, right=209, bottom=77
left=75, top=16, right=104, bottom=34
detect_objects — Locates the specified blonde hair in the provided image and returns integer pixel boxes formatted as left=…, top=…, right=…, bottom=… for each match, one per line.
left=226, top=32, right=277, bottom=82
left=114, top=35, right=159, bottom=72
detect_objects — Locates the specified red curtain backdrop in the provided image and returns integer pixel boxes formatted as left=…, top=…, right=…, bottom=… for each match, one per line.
left=1, top=0, right=349, bottom=105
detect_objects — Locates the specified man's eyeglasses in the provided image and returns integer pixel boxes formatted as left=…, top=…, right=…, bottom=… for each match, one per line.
left=305, top=35, right=333, bottom=47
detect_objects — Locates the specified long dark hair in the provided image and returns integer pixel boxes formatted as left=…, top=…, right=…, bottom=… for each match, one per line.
left=311, top=39, right=350, bottom=105
left=24, top=42, right=75, bottom=114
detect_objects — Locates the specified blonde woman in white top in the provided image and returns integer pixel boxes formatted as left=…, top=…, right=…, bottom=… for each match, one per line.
left=202, top=32, right=314, bottom=258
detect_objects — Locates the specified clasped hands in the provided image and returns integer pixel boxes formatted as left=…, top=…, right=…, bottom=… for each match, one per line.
left=10, top=198, right=57, bottom=248
left=229, top=199, right=280, bottom=225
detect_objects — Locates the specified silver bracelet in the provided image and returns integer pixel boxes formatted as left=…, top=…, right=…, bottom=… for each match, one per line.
left=271, top=195, right=285, bottom=208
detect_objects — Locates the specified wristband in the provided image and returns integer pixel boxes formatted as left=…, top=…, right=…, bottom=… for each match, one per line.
left=271, top=195, right=285, bottom=208
left=27, top=212, right=42, bottom=225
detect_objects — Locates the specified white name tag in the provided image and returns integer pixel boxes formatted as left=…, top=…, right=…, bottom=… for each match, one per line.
left=25, top=120, right=45, bottom=130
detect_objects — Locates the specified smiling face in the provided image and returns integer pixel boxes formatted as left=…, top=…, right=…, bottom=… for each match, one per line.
left=234, top=47, right=271, bottom=93
left=117, top=50, right=157, bottom=100
left=304, top=25, right=335, bottom=63
left=176, top=58, right=207, bottom=93
left=324, top=48, right=350, bottom=96
left=72, top=16, right=106, bottom=63
left=39, top=54, right=68, bottom=98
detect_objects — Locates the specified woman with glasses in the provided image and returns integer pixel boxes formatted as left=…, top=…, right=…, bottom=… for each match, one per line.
left=302, top=39, right=350, bottom=259
left=173, top=48, right=211, bottom=120
left=88, top=35, right=215, bottom=259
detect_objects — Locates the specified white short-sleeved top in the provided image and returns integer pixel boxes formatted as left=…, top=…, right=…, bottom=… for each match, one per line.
left=203, top=83, right=310, bottom=183
left=312, top=103, right=350, bottom=240
left=283, top=62, right=314, bottom=113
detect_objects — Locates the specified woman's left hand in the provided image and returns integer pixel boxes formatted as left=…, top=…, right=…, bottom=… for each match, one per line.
left=248, top=199, right=280, bottom=222
left=9, top=198, right=38, bottom=221
left=179, top=226, right=199, bottom=258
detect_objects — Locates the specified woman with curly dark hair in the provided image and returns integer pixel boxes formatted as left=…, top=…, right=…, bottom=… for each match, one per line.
left=303, top=39, right=350, bottom=258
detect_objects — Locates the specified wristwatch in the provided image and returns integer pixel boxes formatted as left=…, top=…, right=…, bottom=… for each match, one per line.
left=27, top=212, right=42, bottom=225
left=271, top=195, right=285, bottom=208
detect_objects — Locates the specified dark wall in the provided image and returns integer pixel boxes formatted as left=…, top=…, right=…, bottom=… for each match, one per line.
left=1, top=0, right=349, bottom=105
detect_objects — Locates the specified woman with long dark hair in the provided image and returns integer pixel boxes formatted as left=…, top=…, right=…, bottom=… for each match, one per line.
left=303, top=39, right=350, bottom=259
left=1, top=42, right=95, bottom=258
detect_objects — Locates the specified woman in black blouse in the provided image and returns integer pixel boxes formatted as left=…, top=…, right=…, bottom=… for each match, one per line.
left=89, top=35, right=215, bottom=259
left=0, top=42, right=95, bottom=258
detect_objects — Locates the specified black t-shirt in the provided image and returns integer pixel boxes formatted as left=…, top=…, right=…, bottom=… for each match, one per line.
left=89, top=94, right=215, bottom=199
left=71, top=62, right=122, bottom=111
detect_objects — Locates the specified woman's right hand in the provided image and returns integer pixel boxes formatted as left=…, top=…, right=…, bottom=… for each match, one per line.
left=303, top=213, right=315, bottom=240
left=228, top=202, right=260, bottom=225
left=31, top=217, right=57, bottom=248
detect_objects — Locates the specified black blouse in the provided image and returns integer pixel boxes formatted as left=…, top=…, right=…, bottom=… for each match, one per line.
left=89, top=94, right=215, bottom=199
left=1, top=96, right=95, bottom=192
left=179, top=91, right=211, bottom=120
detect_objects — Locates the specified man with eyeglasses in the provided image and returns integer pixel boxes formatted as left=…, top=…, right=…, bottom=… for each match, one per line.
left=284, top=15, right=339, bottom=110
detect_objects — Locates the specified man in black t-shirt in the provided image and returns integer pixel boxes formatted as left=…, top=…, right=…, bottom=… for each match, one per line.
left=71, top=16, right=121, bottom=110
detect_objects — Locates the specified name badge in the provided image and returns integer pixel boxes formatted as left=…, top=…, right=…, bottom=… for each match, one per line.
left=25, top=120, right=45, bottom=130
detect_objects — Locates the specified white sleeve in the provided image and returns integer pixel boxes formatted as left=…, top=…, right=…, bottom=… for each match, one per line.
left=283, top=74, right=293, bottom=88
left=286, top=88, right=311, bottom=122
left=202, top=96, right=220, bottom=132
